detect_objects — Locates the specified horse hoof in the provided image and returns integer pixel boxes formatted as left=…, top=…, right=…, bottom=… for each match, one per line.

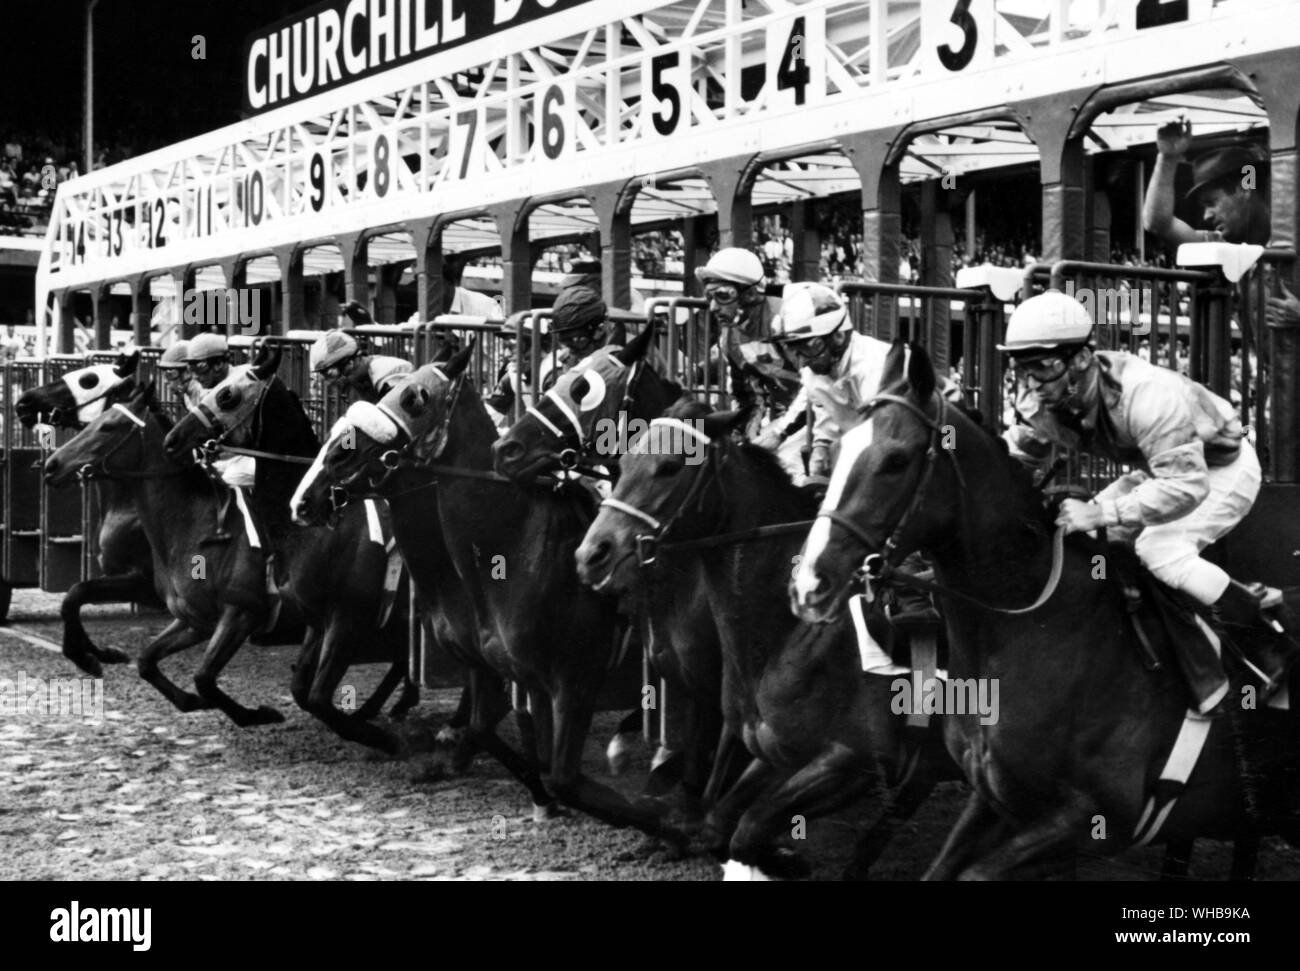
left=721, top=859, right=774, bottom=881
left=533, top=801, right=567, bottom=823
left=97, top=647, right=130, bottom=664
left=606, top=732, right=638, bottom=776
left=65, top=654, right=104, bottom=678
left=749, top=846, right=811, bottom=880
left=251, top=706, right=286, bottom=726
left=435, top=725, right=467, bottom=747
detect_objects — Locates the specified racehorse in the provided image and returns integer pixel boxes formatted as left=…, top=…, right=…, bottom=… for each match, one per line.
left=492, top=325, right=745, bottom=812
left=291, top=346, right=683, bottom=843
left=43, top=379, right=286, bottom=726
left=573, top=397, right=957, bottom=878
left=790, top=341, right=1298, bottom=879
left=159, top=345, right=418, bottom=751
left=16, top=352, right=157, bottom=675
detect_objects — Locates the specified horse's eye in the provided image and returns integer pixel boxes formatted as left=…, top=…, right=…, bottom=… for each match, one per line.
left=216, top=387, right=241, bottom=410
left=879, top=451, right=909, bottom=474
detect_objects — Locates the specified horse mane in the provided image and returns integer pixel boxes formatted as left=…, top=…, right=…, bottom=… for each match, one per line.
left=134, top=380, right=175, bottom=433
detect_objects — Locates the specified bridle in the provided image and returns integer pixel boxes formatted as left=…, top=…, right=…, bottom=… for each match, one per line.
left=185, top=375, right=314, bottom=468
left=815, top=391, right=1064, bottom=616
left=596, top=418, right=725, bottom=568
left=523, top=356, right=644, bottom=479
left=75, top=403, right=181, bottom=481
left=816, top=392, right=966, bottom=579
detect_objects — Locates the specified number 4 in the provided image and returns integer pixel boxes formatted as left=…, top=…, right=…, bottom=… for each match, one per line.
left=777, top=17, right=811, bottom=106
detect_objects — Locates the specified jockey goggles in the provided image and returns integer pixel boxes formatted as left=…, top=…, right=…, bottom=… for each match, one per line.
left=782, top=324, right=847, bottom=362
left=704, top=282, right=743, bottom=305
left=1012, top=355, right=1068, bottom=385
left=320, top=354, right=360, bottom=380
left=187, top=358, right=226, bottom=375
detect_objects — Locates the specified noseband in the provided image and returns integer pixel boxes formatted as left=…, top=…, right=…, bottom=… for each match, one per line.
left=524, top=357, right=642, bottom=480
left=75, top=404, right=179, bottom=480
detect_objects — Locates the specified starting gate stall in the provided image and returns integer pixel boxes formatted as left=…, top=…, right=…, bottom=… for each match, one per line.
left=33, top=356, right=86, bottom=594
left=1, top=359, right=46, bottom=618
left=839, top=281, right=1008, bottom=427
left=644, top=298, right=730, bottom=410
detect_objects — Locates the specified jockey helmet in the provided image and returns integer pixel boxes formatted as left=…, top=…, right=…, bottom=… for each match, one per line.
left=695, top=248, right=764, bottom=288
left=310, top=330, right=360, bottom=373
left=550, top=286, right=606, bottom=334
left=998, top=290, right=1094, bottom=359
left=770, top=283, right=848, bottom=343
left=185, top=332, right=229, bottom=362
left=159, top=342, right=190, bottom=370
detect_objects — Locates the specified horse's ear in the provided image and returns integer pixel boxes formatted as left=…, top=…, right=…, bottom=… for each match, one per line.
left=906, top=342, right=936, bottom=402
left=251, top=342, right=283, bottom=380
left=879, top=339, right=907, bottom=393
left=615, top=323, right=655, bottom=366
left=442, top=338, right=477, bottom=380
left=700, top=409, right=746, bottom=440
left=115, top=349, right=140, bottom=378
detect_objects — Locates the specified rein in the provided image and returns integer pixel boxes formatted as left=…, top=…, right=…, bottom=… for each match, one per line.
left=819, top=392, right=1066, bottom=616
left=76, top=404, right=184, bottom=481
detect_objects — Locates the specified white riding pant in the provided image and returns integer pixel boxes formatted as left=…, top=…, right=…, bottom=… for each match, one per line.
left=1111, top=443, right=1261, bottom=605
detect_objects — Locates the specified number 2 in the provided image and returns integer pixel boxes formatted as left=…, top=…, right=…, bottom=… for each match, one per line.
left=937, top=0, right=978, bottom=72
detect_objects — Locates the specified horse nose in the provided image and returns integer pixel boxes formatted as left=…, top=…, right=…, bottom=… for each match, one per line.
left=492, top=437, right=525, bottom=472
left=575, top=537, right=612, bottom=578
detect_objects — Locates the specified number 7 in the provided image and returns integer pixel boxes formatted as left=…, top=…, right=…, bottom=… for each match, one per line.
left=456, top=109, right=479, bottom=181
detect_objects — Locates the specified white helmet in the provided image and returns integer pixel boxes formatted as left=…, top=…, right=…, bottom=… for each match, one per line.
left=159, top=341, right=189, bottom=370
left=999, top=290, right=1094, bottom=357
left=310, top=330, right=359, bottom=372
left=185, top=332, right=229, bottom=362
left=771, top=283, right=848, bottom=342
left=695, top=247, right=765, bottom=287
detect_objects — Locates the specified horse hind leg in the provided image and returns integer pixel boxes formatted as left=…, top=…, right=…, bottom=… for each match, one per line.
left=844, top=755, right=939, bottom=881
left=352, top=660, right=406, bottom=722
left=953, top=799, right=1095, bottom=881
left=61, top=572, right=153, bottom=675
left=305, top=618, right=400, bottom=753
left=387, top=674, right=420, bottom=721
left=137, top=619, right=215, bottom=713
left=192, top=605, right=284, bottom=727
left=462, top=669, right=555, bottom=814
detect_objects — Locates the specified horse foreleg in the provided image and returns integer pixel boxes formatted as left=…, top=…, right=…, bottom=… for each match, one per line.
left=136, top=620, right=214, bottom=712
left=923, top=790, right=1009, bottom=881
left=192, top=606, right=283, bottom=727
left=956, top=800, right=1094, bottom=881
left=290, top=628, right=323, bottom=712
left=547, top=689, right=684, bottom=847
left=701, top=756, right=782, bottom=859
left=61, top=572, right=153, bottom=675
left=352, top=660, right=406, bottom=722
left=463, top=669, right=555, bottom=814
left=304, top=617, right=400, bottom=752
left=388, top=674, right=420, bottom=721
left=844, top=753, right=940, bottom=881
left=701, top=726, right=750, bottom=809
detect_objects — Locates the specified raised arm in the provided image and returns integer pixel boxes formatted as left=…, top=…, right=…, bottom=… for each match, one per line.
left=1142, top=119, right=1203, bottom=247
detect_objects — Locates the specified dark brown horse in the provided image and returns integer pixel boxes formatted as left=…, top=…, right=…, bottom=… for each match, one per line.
left=573, top=398, right=956, bottom=878
left=492, top=326, right=746, bottom=812
left=291, top=347, right=682, bottom=843
left=160, top=346, right=417, bottom=751
left=16, top=352, right=156, bottom=674
left=44, top=380, right=285, bottom=725
left=791, top=342, right=1298, bottom=879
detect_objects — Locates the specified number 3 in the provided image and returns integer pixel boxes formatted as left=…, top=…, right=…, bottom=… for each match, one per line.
left=937, top=0, right=978, bottom=72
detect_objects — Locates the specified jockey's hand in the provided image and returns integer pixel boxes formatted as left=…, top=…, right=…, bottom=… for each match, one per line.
left=1266, top=280, right=1300, bottom=329
left=1055, top=498, right=1105, bottom=534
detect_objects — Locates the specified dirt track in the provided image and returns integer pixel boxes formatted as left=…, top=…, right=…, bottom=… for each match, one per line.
left=2, top=593, right=1298, bottom=881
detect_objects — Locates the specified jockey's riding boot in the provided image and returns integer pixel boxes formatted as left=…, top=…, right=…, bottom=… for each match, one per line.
left=889, top=553, right=942, bottom=630
left=1172, top=635, right=1231, bottom=718
left=1213, top=580, right=1299, bottom=698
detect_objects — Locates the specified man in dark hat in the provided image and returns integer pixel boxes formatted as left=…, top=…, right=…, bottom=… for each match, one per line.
left=542, top=286, right=610, bottom=390
left=1142, top=119, right=1270, bottom=247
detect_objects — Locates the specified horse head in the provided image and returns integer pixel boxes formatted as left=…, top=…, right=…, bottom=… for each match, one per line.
left=44, top=380, right=165, bottom=487
left=161, top=342, right=284, bottom=462
left=790, top=341, right=972, bottom=624
left=493, top=324, right=667, bottom=484
left=290, top=344, right=476, bottom=524
left=574, top=399, right=744, bottom=595
left=16, top=349, right=140, bottom=429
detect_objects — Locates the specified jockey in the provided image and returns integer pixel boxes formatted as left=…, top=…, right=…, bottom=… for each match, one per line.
left=541, top=286, right=615, bottom=392
left=309, top=329, right=413, bottom=403
left=158, top=340, right=200, bottom=407
left=484, top=312, right=543, bottom=429
left=1000, top=289, right=1298, bottom=713
left=697, top=248, right=800, bottom=437
left=186, top=333, right=249, bottom=543
left=761, top=282, right=962, bottom=478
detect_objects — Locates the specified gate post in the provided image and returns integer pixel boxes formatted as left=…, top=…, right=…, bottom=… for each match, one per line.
left=338, top=232, right=370, bottom=314
left=839, top=126, right=905, bottom=286
left=491, top=203, right=533, bottom=316
left=94, top=284, right=116, bottom=351
left=130, top=275, right=154, bottom=347
left=274, top=246, right=303, bottom=336
left=920, top=180, right=954, bottom=371
left=56, top=290, right=76, bottom=354
left=584, top=179, right=634, bottom=311
left=788, top=198, right=820, bottom=283
left=1018, top=90, right=1094, bottom=265
left=699, top=155, right=757, bottom=250
left=408, top=217, right=443, bottom=323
